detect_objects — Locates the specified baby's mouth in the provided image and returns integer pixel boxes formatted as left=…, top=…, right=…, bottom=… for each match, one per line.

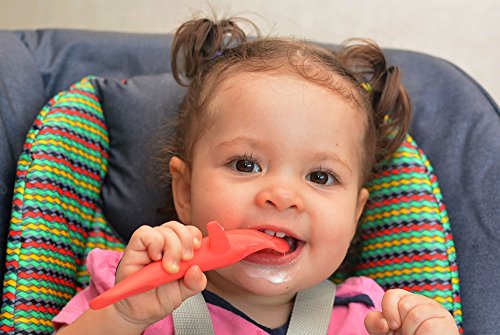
left=259, top=229, right=299, bottom=255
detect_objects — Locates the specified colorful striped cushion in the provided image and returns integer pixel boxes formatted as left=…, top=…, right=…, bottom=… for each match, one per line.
left=0, top=76, right=462, bottom=334
left=345, top=136, right=462, bottom=332
left=0, top=77, right=125, bottom=335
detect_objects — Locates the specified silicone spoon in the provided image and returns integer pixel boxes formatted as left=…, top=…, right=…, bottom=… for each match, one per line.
left=89, top=221, right=289, bottom=310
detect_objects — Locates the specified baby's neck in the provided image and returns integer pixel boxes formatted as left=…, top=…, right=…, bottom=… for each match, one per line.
left=205, top=278, right=296, bottom=329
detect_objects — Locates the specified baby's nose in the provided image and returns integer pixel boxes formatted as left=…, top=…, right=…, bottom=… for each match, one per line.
left=255, top=183, right=306, bottom=212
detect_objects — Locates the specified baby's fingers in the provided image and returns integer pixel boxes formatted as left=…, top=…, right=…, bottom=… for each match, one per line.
left=161, top=222, right=202, bottom=261
left=400, top=303, right=458, bottom=335
left=381, top=289, right=413, bottom=330
left=364, top=311, right=391, bottom=335
left=128, top=225, right=166, bottom=263
left=179, top=265, right=207, bottom=299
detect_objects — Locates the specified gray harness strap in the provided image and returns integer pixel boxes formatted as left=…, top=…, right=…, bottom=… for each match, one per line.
left=172, top=280, right=336, bottom=334
left=172, top=293, right=215, bottom=335
left=287, top=281, right=336, bottom=334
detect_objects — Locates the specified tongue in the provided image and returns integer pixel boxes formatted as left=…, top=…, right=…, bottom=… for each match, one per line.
left=258, top=236, right=297, bottom=255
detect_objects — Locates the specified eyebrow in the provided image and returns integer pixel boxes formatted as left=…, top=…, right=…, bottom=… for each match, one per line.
left=214, top=136, right=265, bottom=150
left=311, top=151, right=353, bottom=173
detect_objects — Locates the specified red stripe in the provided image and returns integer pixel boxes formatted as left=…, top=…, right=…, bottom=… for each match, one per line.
left=372, top=166, right=426, bottom=178
left=70, top=89, right=100, bottom=103
left=401, top=282, right=452, bottom=292
left=2, top=291, right=16, bottom=301
left=89, top=230, right=122, bottom=243
left=22, top=211, right=87, bottom=237
left=13, top=198, right=23, bottom=208
left=48, top=107, right=106, bottom=131
left=31, top=153, right=102, bottom=182
left=21, top=240, right=75, bottom=258
left=357, top=253, right=449, bottom=269
left=0, top=325, right=14, bottom=332
left=14, top=303, right=62, bottom=315
left=18, top=271, right=77, bottom=290
left=37, top=127, right=108, bottom=159
left=361, top=223, right=443, bottom=239
left=26, top=180, right=99, bottom=211
left=5, top=259, right=19, bottom=268
left=366, top=193, right=437, bottom=209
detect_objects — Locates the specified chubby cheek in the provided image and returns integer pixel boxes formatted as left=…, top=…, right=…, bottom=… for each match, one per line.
left=189, top=180, right=247, bottom=233
left=310, top=217, right=358, bottom=270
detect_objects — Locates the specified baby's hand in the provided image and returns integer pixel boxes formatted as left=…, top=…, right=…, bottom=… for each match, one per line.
left=112, top=221, right=205, bottom=328
left=364, top=289, right=459, bottom=335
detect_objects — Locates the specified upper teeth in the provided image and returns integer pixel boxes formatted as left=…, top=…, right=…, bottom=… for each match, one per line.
left=263, top=229, right=287, bottom=238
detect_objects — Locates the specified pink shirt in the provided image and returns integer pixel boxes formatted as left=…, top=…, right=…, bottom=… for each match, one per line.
left=53, top=249, right=384, bottom=334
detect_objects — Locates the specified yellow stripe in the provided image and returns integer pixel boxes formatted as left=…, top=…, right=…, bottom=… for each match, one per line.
left=434, top=296, right=453, bottom=304
left=10, top=217, right=22, bottom=225
left=44, top=116, right=106, bottom=142
left=58, top=95, right=101, bottom=112
left=364, top=207, right=438, bottom=220
left=19, top=254, right=76, bottom=271
left=28, top=164, right=101, bottom=193
left=87, top=242, right=124, bottom=251
left=392, top=150, right=421, bottom=160
left=16, top=284, right=74, bottom=300
left=1, top=311, right=14, bottom=319
left=363, top=236, right=446, bottom=250
left=17, top=159, right=30, bottom=168
left=4, top=279, right=17, bottom=287
left=14, top=186, right=25, bottom=195
left=34, top=138, right=106, bottom=171
left=24, top=193, right=96, bottom=222
left=369, top=177, right=432, bottom=191
left=14, top=316, right=54, bottom=326
left=23, top=223, right=85, bottom=249
left=368, top=266, right=451, bottom=278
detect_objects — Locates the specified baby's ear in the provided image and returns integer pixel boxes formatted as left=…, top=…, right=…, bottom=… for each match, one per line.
left=355, top=188, right=369, bottom=222
left=169, top=156, right=192, bottom=224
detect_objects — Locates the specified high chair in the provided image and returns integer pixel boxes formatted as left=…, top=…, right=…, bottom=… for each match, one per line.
left=0, top=29, right=498, bottom=334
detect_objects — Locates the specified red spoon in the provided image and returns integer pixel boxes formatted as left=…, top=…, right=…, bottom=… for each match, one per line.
left=89, top=221, right=289, bottom=310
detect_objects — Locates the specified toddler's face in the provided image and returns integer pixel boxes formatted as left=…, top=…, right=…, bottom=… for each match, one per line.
left=171, top=71, right=369, bottom=299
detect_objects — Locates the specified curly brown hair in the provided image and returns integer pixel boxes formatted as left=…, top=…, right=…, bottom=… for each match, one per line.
left=168, top=17, right=411, bottom=186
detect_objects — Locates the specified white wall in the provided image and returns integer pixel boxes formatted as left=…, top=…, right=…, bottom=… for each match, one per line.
left=1, top=0, right=498, bottom=103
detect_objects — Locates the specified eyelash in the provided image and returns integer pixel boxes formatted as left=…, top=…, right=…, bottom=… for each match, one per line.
left=306, top=166, right=341, bottom=186
left=224, top=154, right=341, bottom=185
left=225, top=153, right=263, bottom=173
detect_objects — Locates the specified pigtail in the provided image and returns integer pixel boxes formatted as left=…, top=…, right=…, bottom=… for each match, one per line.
left=339, top=40, right=412, bottom=166
left=171, top=17, right=252, bottom=86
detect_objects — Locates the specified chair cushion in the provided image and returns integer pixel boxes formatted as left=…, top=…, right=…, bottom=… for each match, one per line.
left=0, top=77, right=124, bottom=335
left=91, top=74, right=185, bottom=241
left=0, top=75, right=463, bottom=333
left=332, top=134, right=462, bottom=331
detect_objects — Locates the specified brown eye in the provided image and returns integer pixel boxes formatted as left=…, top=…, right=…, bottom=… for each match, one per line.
left=232, top=159, right=262, bottom=173
left=306, top=170, right=336, bottom=185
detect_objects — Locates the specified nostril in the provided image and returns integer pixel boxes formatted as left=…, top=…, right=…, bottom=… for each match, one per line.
left=256, top=187, right=304, bottom=212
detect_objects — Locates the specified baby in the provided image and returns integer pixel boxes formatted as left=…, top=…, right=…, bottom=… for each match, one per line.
left=54, top=17, right=459, bottom=335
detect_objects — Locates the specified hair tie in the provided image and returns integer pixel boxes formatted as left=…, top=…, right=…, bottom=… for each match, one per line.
left=360, top=82, right=373, bottom=94
left=211, top=50, right=223, bottom=61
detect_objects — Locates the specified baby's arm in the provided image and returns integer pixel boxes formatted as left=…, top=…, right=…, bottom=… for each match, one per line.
left=57, top=221, right=206, bottom=335
left=364, top=289, right=459, bottom=335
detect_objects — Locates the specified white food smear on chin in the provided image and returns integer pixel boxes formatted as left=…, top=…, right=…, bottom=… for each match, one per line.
left=242, top=263, right=294, bottom=284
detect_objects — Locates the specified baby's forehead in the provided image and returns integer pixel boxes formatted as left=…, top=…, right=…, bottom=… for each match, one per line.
left=212, top=67, right=366, bottom=115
